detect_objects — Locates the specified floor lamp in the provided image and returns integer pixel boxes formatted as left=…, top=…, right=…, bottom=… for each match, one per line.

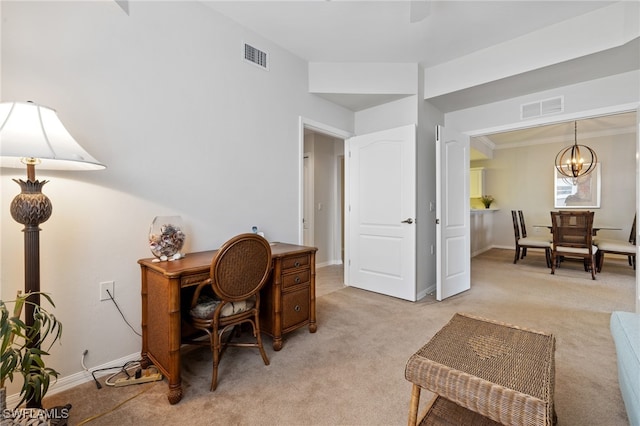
left=0, top=101, right=105, bottom=406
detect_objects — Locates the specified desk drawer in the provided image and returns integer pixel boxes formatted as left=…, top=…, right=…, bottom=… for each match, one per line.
left=282, top=287, right=310, bottom=331
left=282, top=269, right=310, bottom=289
left=180, top=273, right=209, bottom=287
left=281, top=254, right=310, bottom=271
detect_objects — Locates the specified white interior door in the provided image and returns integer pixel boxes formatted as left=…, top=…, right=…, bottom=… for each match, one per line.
left=346, top=124, right=416, bottom=301
left=436, top=125, right=470, bottom=301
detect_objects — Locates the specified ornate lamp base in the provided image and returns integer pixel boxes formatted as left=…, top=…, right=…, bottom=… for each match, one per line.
left=10, top=178, right=52, bottom=409
left=10, top=178, right=52, bottom=321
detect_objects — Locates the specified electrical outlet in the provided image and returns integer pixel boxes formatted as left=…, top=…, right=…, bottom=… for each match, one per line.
left=100, top=281, right=114, bottom=301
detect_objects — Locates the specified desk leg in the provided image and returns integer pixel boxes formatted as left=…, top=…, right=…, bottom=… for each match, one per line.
left=272, top=339, right=283, bottom=351
left=167, top=385, right=183, bottom=405
left=308, top=251, right=317, bottom=333
left=141, top=269, right=149, bottom=368
left=165, top=348, right=183, bottom=405
left=167, top=276, right=183, bottom=404
left=141, top=268, right=184, bottom=404
left=272, top=258, right=283, bottom=351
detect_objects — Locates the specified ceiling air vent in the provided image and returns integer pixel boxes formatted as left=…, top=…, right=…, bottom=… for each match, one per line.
left=244, top=43, right=269, bottom=70
left=520, top=96, right=564, bottom=119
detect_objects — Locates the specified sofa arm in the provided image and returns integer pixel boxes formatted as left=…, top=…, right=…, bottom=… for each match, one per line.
left=610, top=311, right=640, bottom=426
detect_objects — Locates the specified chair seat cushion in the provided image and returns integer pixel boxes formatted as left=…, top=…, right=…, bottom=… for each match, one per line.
left=520, top=237, right=552, bottom=248
left=190, top=295, right=256, bottom=319
left=595, top=239, right=636, bottom=254
left=553, top=245, right=598, bottom=254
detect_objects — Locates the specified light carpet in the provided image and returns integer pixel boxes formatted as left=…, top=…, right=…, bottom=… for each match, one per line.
left=44, top=248, right=636, bottom=425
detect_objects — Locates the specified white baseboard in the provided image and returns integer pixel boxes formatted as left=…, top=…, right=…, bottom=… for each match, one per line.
left=5, top=352, right=141, bottom=408
left=492, top=244, right=514, bottom=250
left=417, top=285, right=435, bottom=300
left=316, top=259, right=343, bottom=268
left=472, top=244, right=514, bottom=257
left=471, top=246, right=493, bottom=257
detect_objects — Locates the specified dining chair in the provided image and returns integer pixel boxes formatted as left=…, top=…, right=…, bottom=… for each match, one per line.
left=518, top=210, right=553, bottom=259
left=550, top=210, right=598, bottom=280
left=511, top=210, right=552, bottom=267
left=185, top=233, right=272, bottom=391
left=629, top=214, right=637, bottom=267
left=595, top=214, right=636, bottom=272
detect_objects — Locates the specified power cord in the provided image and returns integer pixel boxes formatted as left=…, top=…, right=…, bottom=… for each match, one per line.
left=105, top=288, right=142, bottom=337
left=81, top=289, right=144, bottom=390
left=103, top=361, right=153, bottom=387
left=81, top=356, right=145, bottom=390
left=76, top=385, right=153, bottom=426
left=81, top=350, right=102, bottom=389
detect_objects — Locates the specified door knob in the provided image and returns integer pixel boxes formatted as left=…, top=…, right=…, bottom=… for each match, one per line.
left=401, top=218, right=414, bottom=224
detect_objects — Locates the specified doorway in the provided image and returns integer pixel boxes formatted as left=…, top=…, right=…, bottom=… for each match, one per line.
left=300, top=119, right=349, bottom=268
left=468, top=109, right=637, bottom=250
left=464, top=106, right=639, bottom=309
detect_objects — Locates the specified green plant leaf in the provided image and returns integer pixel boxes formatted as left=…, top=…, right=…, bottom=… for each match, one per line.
left=1, top=291, right=62, bottom=406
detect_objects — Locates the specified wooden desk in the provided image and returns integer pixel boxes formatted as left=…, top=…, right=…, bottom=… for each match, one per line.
left=138, top=242, right=317, bottom=404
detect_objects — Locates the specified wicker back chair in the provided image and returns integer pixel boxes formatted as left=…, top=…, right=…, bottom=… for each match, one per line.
left=186, top=233, right=272, bottom=391
left=550, top=210, right=597, bottom=279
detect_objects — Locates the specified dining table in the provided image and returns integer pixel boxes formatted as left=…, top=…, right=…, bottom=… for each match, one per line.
left=533, top=224, right=621, bottom=236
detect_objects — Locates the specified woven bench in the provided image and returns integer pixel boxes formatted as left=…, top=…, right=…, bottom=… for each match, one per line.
left=405, top=313, right=556, bottom=426
left=412, top=394, right=502, bottom=426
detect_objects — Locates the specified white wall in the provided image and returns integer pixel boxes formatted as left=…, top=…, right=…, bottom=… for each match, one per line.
left=446, top=71, right=639, bottom=135
left=309, top=62, right=418, bottom=96
left=0, top=0, right=353, bottom=393
left=354, top=95, right=418, bottom=135
left=470, top=211, right=496, bottom=256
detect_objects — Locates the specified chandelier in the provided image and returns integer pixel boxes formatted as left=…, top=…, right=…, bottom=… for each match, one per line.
left=554, top=121, right=597, bottom=181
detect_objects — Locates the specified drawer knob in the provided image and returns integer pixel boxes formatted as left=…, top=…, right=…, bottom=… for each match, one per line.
left=294, top=305, right=301, bottom=312
left=294, top=261, right=300, bottom=267
left=294, top=276, right=301, bottom=283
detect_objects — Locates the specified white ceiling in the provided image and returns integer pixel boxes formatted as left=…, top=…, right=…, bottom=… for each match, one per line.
left=201, top=1, right=639, bottom=110
left=203, top=1, right=616, bottom=68
left=201, top=1, right=638, bottom=148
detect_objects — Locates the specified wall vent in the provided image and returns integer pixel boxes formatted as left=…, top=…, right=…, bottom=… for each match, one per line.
left=520, top=96, right=564, bottom=119
left=243, top=43, right=269, bottom=70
